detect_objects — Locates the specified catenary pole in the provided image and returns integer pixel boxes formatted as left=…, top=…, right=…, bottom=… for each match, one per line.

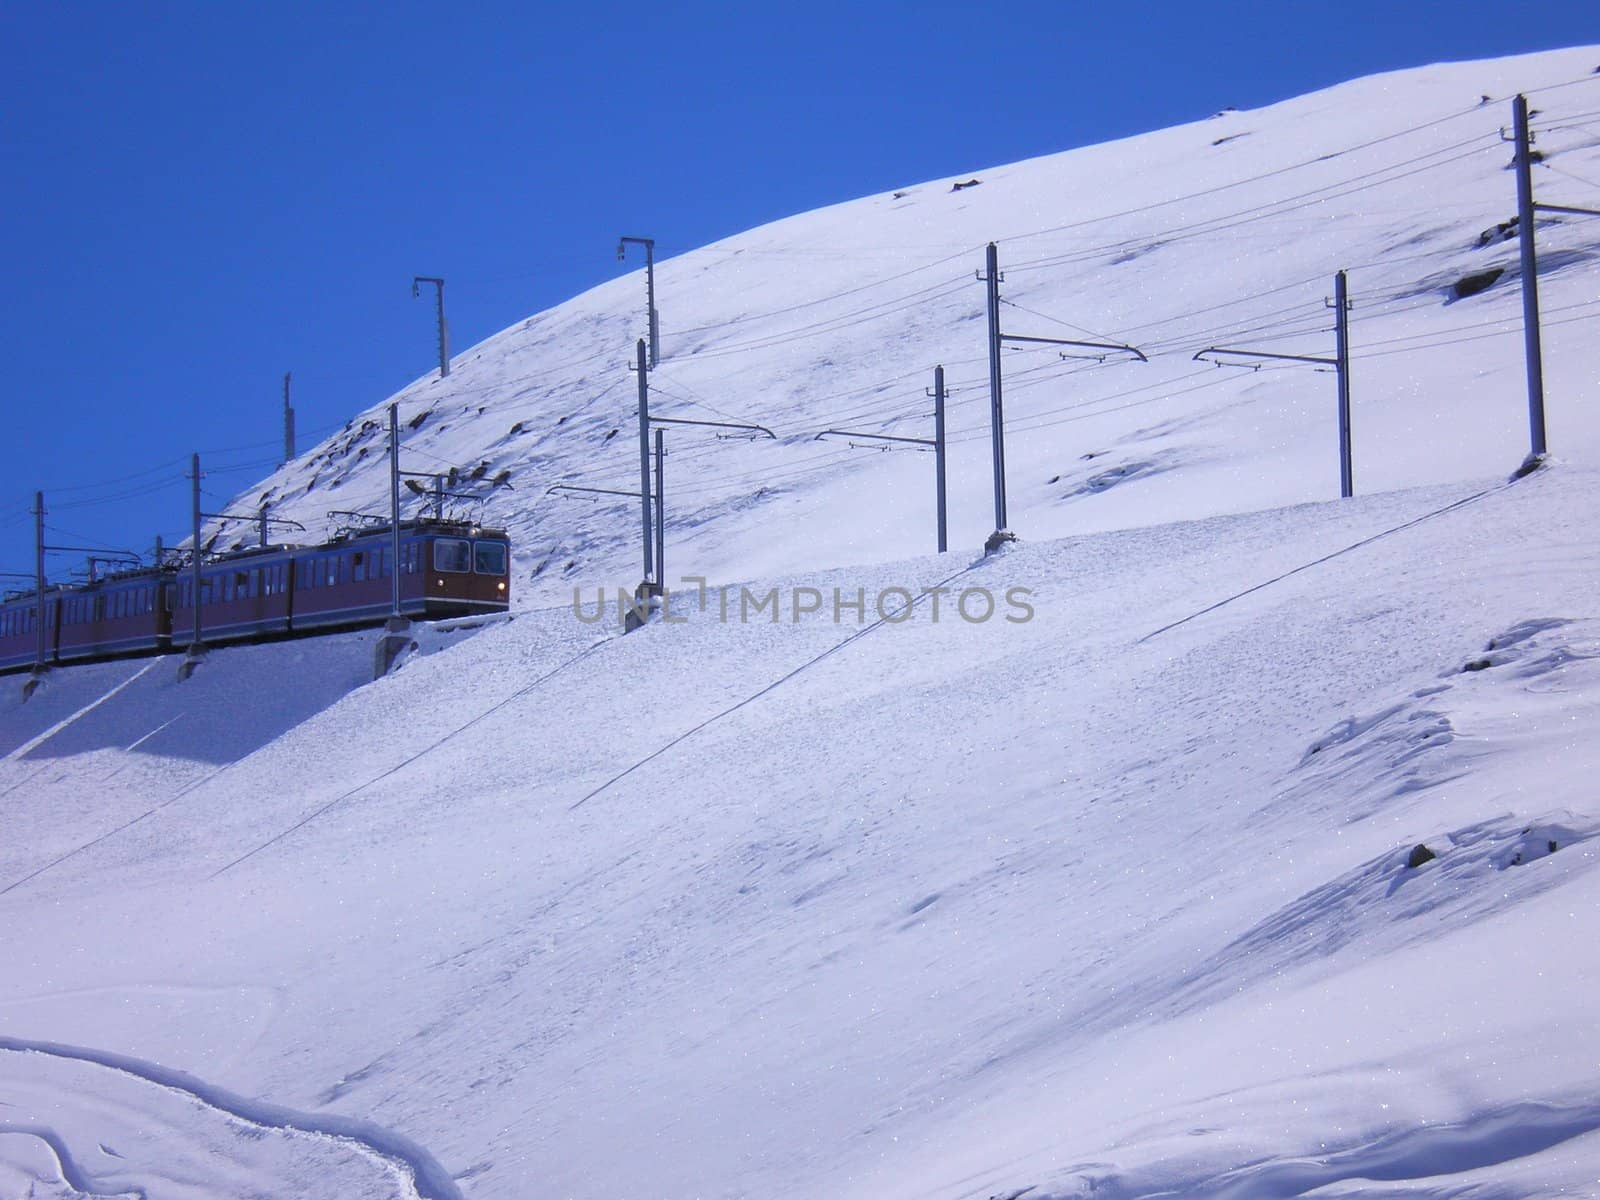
left=984, top=243, right=1008, bottom=535
left=413, top=277, right=450, bottom=379
left=1334, top=271, right=1353, bottom=498
left=389, top=404, right=402, bottom=619
left=619, top=237, right=660, bottom=368
left=190, top=453, right=203, bottom=653
left=636, top=339, right=655, bottom=584
left=1513, top=94, right=1548, bottom=459
left=646, top=241, right=659, bottom=368
left=33, top=492, right=45, bottom=670
left=933, top=365, right=948, bottom=553
left=282, top=371, right=296, bottom=464
left=653, top=428, right=665, bottom=586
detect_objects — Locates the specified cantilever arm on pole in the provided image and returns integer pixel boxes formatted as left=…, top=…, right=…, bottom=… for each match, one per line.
left=544, top=486, right=643, bottom=499
left=42, top=544, right=142, bottom=558
left=1001, top=332, right=1148, bottom=362
left=1193, top=346, right=1337, bottom=367
left=200, top=511, right=308, bottom=532
left=1534, top=201, right=1600, bottom=218
left=649, top=416, right=777, bottom=439
left=813, top=429, right=936, bottom=448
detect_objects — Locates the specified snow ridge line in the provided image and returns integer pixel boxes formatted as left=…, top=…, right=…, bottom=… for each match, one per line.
left=569, top=558, right=984, bottom=811
left=1138, top=478, right=1512, bottom=643
left=209, top=633, right=616, bottom=878
left=0, top=1036, right=459, bottom=1200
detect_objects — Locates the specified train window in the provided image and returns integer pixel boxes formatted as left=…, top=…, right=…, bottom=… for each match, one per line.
left=352, top=552, right=366, bottom=582
left=473, top=541, right=508, bottom=575
left=325, top=558, right=338, bottom=587
left=434, top=539, right=470, bottom=573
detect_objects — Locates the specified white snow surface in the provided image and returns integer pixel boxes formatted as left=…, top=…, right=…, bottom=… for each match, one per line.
left=5, top=46, right=1600, bottom=1200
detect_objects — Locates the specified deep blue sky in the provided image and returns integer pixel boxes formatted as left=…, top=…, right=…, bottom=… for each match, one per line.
left=4, top=1, right=1598, bottom=577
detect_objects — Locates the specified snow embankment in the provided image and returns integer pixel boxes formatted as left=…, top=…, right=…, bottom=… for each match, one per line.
left=1, top=462, right=1597, bottom=1198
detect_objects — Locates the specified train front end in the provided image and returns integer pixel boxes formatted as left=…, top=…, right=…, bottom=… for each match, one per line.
left=413, top=525, right=511, bottom=618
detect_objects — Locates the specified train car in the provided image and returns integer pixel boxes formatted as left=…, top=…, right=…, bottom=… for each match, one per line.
left=284, top=519, right=511, bottom=633
left=0, top=594, right=54, bottom=675
left=167, top=547, right=295, bottom=650
left=56, top=570, right=170, bottom=663
left=1, top=519, right=512, bottom=673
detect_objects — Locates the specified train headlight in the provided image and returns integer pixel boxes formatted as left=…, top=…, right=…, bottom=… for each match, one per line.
left=497, top=582, right=506, bottom=591
left=436, top=578, right=444, bottom=586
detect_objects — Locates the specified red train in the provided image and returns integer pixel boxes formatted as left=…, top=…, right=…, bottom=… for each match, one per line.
left=0, top=519, right=511, bottom=675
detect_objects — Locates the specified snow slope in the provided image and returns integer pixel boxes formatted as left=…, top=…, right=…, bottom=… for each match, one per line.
left=201, top=47, right=1600, bottom=604
left=5, top=46, right=1600, bottom=1200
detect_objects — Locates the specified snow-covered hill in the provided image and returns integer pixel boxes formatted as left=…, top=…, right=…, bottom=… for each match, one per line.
left=209, top=47, right=1600, bottom=603
left=5, top=46, right=1600, bottom=1200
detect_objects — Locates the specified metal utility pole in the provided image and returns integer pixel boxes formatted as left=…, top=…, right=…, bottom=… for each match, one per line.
left=618, top=236, right=659, bottom=367
left=372, top=403, right=412, bottom=680
left=933, top=365, right=948, bottom=553
left=33, top=492, right=46, bottom=672
left=1512, top=95, right=1547, bottom=460
left=982, top=243, right=1008, bottom=537
left=1194, top=270, right=1352, bottom=496
left=1506, top=95, right=1600, bottom=466
left=812, top=364, right=948, bottom=553
left=389, top=403, right=402, bottom=619
left=178, top=452, right=204, bottom=678
left=282, top=371, right=296, bottom=464
left=653, top=428, right=666, bottom=586
left=413, top=276, right=450, bottom=379
left=1507, top=94, right=1551, bottom=460
left=635, top=339, right=656, bottom=589
left=980, top=242, right=1147, bottom=544
left=1333, top=271, right=1353, bottom=499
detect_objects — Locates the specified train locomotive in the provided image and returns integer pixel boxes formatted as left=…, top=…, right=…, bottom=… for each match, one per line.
left=0, top=518, right=511, bottom=674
